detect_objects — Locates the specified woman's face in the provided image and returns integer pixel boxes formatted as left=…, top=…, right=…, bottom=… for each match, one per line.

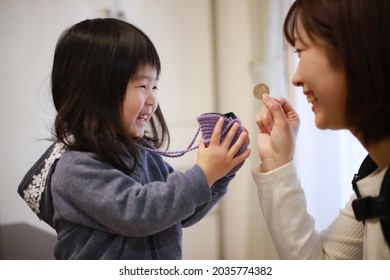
left=122, top=64, right=159, bottom=138
left=292, top=16, right=348, bottom=130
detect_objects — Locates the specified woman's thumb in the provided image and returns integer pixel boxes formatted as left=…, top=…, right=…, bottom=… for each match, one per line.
left=262, top=94, right=287, bottom=124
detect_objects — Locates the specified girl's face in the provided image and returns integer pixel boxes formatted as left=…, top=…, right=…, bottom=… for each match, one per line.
left=122, top=64, right=159, bottom=138
left=292, top=16, right=348, bottom=130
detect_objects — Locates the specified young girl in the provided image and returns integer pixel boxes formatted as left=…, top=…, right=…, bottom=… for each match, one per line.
left=18, top=18, right=250, bottom=259
left=252, top=0, right=390, bottom=259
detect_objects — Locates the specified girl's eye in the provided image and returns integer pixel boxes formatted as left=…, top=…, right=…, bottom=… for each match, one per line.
left=136, top=84, right=158, bottom=90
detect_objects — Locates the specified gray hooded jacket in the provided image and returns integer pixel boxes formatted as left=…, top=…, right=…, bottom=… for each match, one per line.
left=17, top=142, right=232, bottom=259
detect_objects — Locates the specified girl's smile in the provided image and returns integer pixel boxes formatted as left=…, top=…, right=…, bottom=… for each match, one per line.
left=122, top=65, right=159, bottom=138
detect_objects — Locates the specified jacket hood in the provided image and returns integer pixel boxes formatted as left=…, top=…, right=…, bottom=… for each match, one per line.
left=17, top=142, right=68, bottom=228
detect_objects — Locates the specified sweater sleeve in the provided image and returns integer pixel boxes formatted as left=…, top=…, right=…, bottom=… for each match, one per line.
left=251, top=160, right=364, bottom=259
left=181, top=173, right=231, bottom=227
left=51, top=152, right=212, bottom=237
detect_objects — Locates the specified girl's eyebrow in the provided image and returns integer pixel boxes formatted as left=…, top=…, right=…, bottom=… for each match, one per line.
left=133, top=74, right=159, bottom=82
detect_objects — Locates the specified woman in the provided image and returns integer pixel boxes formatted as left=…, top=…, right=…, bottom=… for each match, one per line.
left=252, top=0, right=390, bottom=259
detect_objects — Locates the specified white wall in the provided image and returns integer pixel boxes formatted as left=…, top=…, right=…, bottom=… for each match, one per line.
left=212, top=0, right=277, bottom=259
left=0, top=0, right=95, bottom=233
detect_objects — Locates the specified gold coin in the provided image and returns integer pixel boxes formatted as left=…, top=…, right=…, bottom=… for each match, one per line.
left=253, top=83, right=270, bottom=100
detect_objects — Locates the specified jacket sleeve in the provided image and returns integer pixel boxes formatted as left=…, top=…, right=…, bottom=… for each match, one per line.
left=181, top=174, right=231, bottom=227
left=51, top=152, right=213, bottom=237
left=252, top=160, right=364, bottom=259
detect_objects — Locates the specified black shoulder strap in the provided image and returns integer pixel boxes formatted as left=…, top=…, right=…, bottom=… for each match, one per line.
left=379, top=168, right=390, bottom=247
left=351, top=154, right=390, bottom=247
left=351, top=154, right=377, bottom=198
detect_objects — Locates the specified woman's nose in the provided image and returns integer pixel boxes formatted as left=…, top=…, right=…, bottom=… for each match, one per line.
left=292, top=66, right=303, bottom=87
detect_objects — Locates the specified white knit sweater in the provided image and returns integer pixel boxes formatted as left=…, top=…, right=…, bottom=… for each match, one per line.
left=252, top=160, right=390, bottom=259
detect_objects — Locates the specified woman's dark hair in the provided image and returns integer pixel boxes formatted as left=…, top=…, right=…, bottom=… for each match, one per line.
left=283, top=0, right=390, bottom=145
left=51, top=18, right=169, bottom=171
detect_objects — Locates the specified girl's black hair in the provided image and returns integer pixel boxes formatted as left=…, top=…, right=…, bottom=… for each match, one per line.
left=51, top=18, right=169, bottom=171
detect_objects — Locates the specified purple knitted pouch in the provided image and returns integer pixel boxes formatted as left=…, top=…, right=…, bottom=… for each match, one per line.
left=139, top=112, right=247, bottom=176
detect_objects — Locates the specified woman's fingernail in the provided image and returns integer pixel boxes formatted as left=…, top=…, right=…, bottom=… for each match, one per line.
left=262, top=94, right=271, bottom=102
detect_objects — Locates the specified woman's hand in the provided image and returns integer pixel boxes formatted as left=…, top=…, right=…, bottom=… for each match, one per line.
left=256, top=94, right=300, bottom=172
left=197, top=118, right=251, bottom=186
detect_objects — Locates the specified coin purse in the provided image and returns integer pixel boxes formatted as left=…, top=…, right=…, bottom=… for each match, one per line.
left=140, top=112, right=247, bottom=175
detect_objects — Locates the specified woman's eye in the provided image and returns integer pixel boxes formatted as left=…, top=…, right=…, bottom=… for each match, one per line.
left=293, top=48, right=302, bottom=57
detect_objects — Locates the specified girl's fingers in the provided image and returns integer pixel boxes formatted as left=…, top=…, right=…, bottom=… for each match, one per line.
left=221, top=122, right=240, bottom=147
left=228, top=130, right=248, bottom=156
left=198, top=137, right=206, bottom=149
left=209, top=117, right=224, bottom=145
left=208, top=117, right=249, bottom=158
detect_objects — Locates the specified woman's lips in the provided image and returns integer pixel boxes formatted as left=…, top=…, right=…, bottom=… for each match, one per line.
left=307, top=94, right=318, bottom=104
left=304, top=91, right=318, bottom=104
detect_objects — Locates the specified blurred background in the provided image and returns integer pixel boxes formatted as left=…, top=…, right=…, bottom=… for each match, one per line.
left=0, top=0, right=366, bottom=259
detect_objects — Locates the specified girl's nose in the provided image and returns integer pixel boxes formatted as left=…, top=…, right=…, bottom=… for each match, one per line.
left=146, top=91, right=157, bottom=106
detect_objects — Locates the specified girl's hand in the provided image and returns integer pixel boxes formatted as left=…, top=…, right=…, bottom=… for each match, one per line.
left=256, top=94, right=300, bottom=172
left=197, top=118, right=251, bottom=186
